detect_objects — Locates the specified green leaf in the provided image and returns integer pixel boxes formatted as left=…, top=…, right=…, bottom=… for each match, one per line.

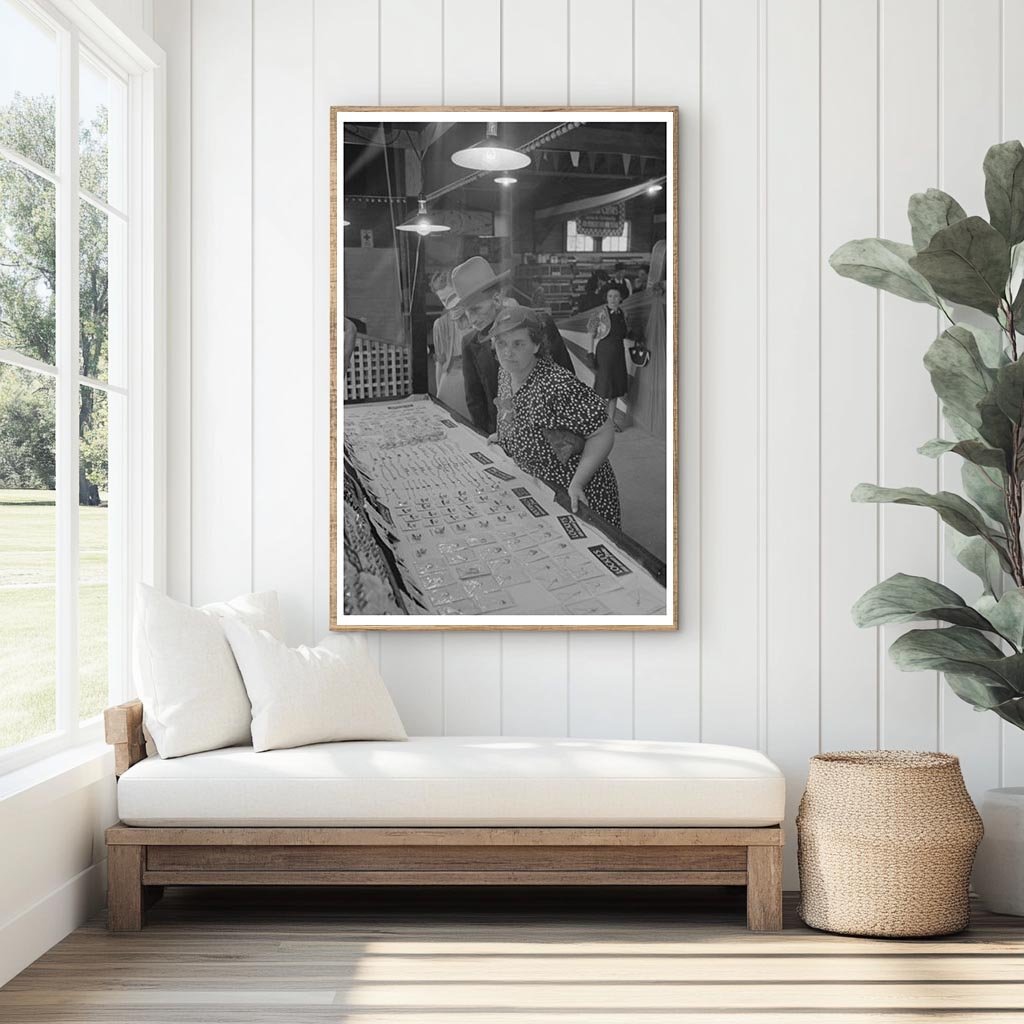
left=977, top=391, right=1016, bottom=460
left=1012, top=278, right=1024, bottom=326
left=1008, top=242, right=1024, bottom=324
left=942, top=407, right=983, bottom=442
left=830, top=238, right=943, bottom=307
left=984, top=140, right=1024, bottom=246
left=977, top=589, right=1024, bottom=649
left=962, top=461, right=1009, bottom=528
left=851, top=482, right=1011, bottom=567
left=982, top=686, right=1024, bottom=728
left=968, top=322, right=1012, bottom=368
left=993, top=358, right=1024, bottom=423
left=909, top=216, right=1011, bottom=314
left=889, top=627, right=1024, bottom=704
left=1009, top=241, right=1024, bottom=299
left=908, top=188, right=968, bottom=251
left=852, top=573, right=994, bottom=630
left=950, top=532, right=1004, bottom=597
left=918, top=437, right=1007, bottom=470
left=944, top=671, right=1024, bottom=714
left=923, top=325, right=997, bottom=428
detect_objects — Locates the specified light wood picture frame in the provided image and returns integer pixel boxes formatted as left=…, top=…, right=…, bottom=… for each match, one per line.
left=331, top=107, right=679, bottom=630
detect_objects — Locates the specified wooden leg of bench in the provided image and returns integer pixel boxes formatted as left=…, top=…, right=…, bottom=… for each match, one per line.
left=107, top=845, right=145, bottom=932
left=746, top=845, right=783, bottom=932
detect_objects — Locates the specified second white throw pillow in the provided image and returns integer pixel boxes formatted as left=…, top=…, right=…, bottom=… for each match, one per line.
left=222, top=622, right=407, bottom=752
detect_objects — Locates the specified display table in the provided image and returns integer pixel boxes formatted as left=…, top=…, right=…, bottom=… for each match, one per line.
left=340, top=396, right=666, bottom=618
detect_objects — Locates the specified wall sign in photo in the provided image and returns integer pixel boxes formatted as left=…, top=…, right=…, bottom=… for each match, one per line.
left=330, top=107, right=679, bottom=630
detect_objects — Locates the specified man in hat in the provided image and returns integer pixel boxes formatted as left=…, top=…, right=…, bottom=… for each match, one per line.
left=603, top=262, right=633, bottom=300
left=427, top=270, right=470, bottom=419
left=451, top=256, right=576, bottom=434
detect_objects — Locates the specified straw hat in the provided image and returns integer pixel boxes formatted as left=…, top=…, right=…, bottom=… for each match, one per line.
left=450, top=256, right=513, bottom=307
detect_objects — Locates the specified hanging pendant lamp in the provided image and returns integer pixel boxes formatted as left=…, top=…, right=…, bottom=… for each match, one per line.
left=451, top=122, right=530, bottom=171
left=395, top=195, right=450, bottom=236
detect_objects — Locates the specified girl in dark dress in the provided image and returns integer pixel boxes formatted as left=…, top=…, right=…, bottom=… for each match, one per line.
left=487, top=306, right=621, bottom=527
left=587, top=286, right=630, bottom=421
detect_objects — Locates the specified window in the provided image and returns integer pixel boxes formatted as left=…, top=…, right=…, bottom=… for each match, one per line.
left=566, top=219, right=631, bottom=253
left=0, top=0, right=160, bottom=772
left=565, top=219, right=595, bottom=253
left=601, top=222, right=631, bottom=253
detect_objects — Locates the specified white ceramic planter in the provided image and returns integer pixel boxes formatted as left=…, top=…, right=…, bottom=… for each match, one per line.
left=973, top=787, right=1024, bottom=916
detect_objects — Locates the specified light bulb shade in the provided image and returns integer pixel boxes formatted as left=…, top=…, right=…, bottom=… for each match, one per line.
left=395, top=199, right=450, bottom=234
left=396, top=219, right=450, bottom=235
left=451, top=123, right=529, bottom=171
left=452, top=144, right=531, bottom=170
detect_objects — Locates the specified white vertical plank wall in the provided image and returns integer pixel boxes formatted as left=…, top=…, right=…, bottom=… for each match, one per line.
left=153, top=0, right=190, bottom=604
left=187, top=0, right=253, bottom=606
left=764, top=0, right=820, bottom=883
left=819, top=0, right=879, bottom=755
left=154, top=0, right=1024, bottom=888
left=698, top=0, right=761, bottom=750
left=252, top=0, right=316, bottom=645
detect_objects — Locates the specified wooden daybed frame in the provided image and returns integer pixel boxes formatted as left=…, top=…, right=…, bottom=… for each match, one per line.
left=104, top=700, right=784, bottom=932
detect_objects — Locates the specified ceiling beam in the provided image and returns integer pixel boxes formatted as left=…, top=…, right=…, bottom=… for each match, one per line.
left=551, top=126, right=668, bottom=157
left=534, top=176, right=668, bottom=219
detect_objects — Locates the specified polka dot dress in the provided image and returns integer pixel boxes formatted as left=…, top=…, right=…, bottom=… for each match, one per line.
left=495, top=359, right=622, bottom=528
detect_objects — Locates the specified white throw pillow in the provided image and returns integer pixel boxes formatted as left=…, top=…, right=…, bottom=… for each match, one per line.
left=222, top=622, right=407, bottom=752
left=133, top=584, right=283, bottom=758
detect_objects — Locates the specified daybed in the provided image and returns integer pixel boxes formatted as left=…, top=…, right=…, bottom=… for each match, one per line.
left=104, top=699, right=786, bottom=932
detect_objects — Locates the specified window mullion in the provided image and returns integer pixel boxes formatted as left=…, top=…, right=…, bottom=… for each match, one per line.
left=55, top=24, right=81, bottom=735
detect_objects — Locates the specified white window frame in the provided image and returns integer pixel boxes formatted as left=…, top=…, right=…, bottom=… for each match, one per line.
left=0, top=0, right=165, bottom=776
left=565, top=219, right=594, bottom=252
left=600, top=221, right=631, bottom=253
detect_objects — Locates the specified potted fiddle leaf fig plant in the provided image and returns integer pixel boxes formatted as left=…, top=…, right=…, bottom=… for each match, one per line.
left=831, top=139, right=1024, bottom=914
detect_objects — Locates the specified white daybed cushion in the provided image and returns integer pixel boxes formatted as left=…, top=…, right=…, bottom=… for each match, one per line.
left=117, top=736, right=786, bottom=827
left=133, top=584, right=283, bottom=759
left=222, top=621, right=407, bottom=752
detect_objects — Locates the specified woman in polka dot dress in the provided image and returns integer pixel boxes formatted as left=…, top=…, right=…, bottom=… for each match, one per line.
left=487, top=305, right=621, bottom=528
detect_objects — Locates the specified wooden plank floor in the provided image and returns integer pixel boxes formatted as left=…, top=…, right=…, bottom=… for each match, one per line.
left=3, top=885, right=1024, bottom=1022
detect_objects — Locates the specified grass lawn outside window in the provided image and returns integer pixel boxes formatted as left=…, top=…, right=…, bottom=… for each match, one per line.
left=0, top=489, right=108, bottom=750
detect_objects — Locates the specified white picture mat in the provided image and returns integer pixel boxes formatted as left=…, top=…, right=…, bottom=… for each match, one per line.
left=333, top=109, right=677, bottom=629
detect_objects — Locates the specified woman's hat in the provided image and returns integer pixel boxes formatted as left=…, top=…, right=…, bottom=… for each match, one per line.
left=486, top=304, right=541, bottom=340
left=451, top=256, right=513, bottom=307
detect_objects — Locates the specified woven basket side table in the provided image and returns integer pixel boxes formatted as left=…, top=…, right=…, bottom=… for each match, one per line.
left=797, top=750, right=983, bottom=938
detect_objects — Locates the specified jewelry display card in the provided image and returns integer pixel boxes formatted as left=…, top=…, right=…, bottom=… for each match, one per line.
left=338, top=397, right=667, bottom=627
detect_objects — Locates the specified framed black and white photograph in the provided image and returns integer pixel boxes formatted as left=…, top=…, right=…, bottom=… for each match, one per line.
left=330, top=108, right=678, bottom=630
